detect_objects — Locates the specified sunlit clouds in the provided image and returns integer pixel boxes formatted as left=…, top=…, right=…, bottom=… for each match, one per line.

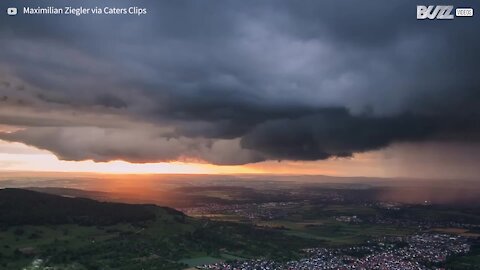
left=2, top=139, right=480, bottom=179
left=0, top=140, right=262, bottom=174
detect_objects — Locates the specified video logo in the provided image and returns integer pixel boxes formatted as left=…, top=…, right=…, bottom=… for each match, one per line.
left=7, top=7, right=17, bottom=16
left=417, top=5, right=454, bottom=20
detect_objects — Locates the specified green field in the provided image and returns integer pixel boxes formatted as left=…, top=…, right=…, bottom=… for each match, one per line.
left=2, top=189, right=480, bottom=270
left=446, top=245, right=480, bottom=269
left=0, top=219, right=313, bottom=269
left=179, top=256, right=222, bottom=267
left=246, top=203, right=412, bottom=247
left=0, top=189, right=316, bottom=270
left=257, top=218, right=412, bottom=247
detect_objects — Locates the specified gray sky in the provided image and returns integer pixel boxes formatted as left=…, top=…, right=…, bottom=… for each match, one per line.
left=0, top=0, right=479, bottom=178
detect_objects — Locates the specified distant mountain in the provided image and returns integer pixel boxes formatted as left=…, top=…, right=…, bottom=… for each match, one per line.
left=0, top=188, right=184, bottom=226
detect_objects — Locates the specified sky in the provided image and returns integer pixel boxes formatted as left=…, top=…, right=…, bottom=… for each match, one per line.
left=0, top=0, right=479, bottom=179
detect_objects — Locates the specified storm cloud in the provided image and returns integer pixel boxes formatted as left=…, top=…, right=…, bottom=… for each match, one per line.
left=0, top=0, right=479, bottom=164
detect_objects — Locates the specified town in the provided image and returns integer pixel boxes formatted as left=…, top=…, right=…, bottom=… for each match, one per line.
left=199, top=234, right=471, bottom=270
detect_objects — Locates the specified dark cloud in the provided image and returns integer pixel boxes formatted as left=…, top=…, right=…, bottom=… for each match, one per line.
left=95, top=94, right=128, bottom=109
left=0, top=0, right=479, bottom=164
left=240, top=111, right=475, bottom=161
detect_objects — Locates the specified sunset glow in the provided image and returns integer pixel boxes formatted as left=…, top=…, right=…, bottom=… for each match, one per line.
left=0, top=138, right=392, bottom=176
left=3, top=138, right=479, bottom=179
left=0, top=140, right=262, bottom=174
left=0, top=139, right=368, bottom=176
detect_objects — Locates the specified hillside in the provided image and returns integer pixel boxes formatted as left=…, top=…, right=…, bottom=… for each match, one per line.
left=0, top=188, right=185, bottom=226
left=0, top=188, right=312, bottom=270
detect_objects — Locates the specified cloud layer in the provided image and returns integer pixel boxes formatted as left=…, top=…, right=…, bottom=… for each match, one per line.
left=0, top=0, right=479, bottom=164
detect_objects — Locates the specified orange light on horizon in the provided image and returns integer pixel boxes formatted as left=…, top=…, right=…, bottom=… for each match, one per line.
left=0, top=140, right=264, bottom=175
left=0, top=152, right=264, bottom=175
left=0, top=139, right=381, bottom=177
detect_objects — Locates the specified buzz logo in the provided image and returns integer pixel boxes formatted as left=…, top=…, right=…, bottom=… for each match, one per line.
left=417, top=5, right=454, bottom=19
